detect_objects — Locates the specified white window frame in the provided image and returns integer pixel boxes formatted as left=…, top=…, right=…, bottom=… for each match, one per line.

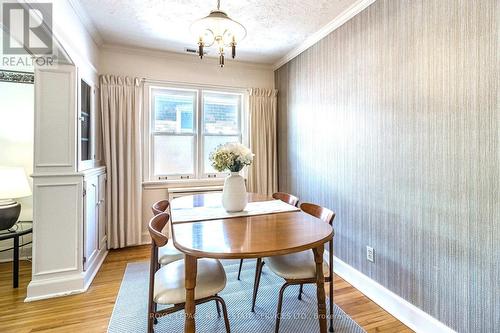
left=150, top=86, right=198, bottom=180
left=144, top=82, right=246, bottom=182
left=200, top=90, right=243, bottom=179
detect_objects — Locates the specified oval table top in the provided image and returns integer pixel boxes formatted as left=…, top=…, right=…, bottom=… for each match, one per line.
left=170, top=193, right=334, bottom=259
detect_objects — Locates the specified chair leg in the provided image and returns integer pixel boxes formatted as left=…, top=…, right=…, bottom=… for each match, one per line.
left=215, top=294, right=221, bottom=317
left=147, top=246, right=157, bottom=333
left=153, top=261, right=160, bottom=325
left=153, top=303, right=158, bottom=324
left=148, top=314, right=155, bottom=333
left=251, top=258, right=264, bottom=312
left=275, top=282, right=290, bottom=333
left=329, top=240, right=335, bottom=332
left=328, top=280, right=334, bottom=332
left=215, top=296, right=231, bottom=333
left=237, top=259, right=244, bottom=280
left=298, top=283, right=303, bottom=300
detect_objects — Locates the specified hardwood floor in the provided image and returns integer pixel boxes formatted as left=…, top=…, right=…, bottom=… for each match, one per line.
left=0, top=246, right=412, bottom=333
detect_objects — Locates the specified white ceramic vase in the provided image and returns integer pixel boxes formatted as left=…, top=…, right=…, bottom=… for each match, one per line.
left=222, top=172, right=248, bottom=212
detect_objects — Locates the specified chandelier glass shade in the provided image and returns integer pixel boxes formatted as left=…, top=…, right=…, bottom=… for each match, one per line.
left=190, top=0, right=246, bottom=67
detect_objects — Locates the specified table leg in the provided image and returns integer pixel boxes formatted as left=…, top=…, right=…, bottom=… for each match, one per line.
left=313, top=246, right=327, bottom=333
left=13, top=235, right=19, bottom=288
left=184, top=255, right=197, bottom=333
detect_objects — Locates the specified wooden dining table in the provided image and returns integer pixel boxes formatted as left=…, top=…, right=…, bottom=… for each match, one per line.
left=170, top=192, right=334, bottom=333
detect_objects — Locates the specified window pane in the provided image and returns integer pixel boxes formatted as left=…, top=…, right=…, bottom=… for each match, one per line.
left=153, top=88, right=195, bottom=133
left=154, top=135, right=194, bottom=175
left=204, top=135, right=240, bottom=173
left=203, top=92, right=240, bottom=134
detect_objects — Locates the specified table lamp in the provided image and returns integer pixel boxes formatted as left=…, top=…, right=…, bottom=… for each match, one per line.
left=0, top=167, right=32, bottom=231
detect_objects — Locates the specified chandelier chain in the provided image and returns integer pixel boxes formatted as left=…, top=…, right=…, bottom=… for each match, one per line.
left=217, top=0, right=220, bottom=10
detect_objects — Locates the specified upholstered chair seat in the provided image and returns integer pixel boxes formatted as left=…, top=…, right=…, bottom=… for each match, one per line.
left=154, top=258, right=227, bottom=305
left=147, top=212, right=231, bottom=333
left=251, top=202, right=336, bottom=333
left=266, top=251, right=330, bottom=280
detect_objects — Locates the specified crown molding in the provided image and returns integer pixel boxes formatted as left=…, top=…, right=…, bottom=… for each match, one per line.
left=66, top=0, right=104, bottom=47
left=100, top=43, right=274, bottom=71
left=273, top=0, right=376, bottom=70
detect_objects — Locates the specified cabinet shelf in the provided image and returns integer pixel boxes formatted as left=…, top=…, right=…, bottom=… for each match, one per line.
left=80, top=79, right=93, bottom=165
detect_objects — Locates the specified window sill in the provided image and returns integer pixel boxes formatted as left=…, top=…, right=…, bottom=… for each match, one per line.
left=142, top=178, right=226, bottom=190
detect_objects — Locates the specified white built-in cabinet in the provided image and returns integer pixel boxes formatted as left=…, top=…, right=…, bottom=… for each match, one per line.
left=83, top=168, right=107, bottom=271
left=27, top=63, right=108, bottom=301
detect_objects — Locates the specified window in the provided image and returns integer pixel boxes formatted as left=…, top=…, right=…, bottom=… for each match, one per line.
left=148, top=85, right=244, bottom=180
left=202, top=92, right=241, bottom=175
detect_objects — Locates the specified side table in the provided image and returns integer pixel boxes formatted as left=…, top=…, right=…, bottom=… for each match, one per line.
left=0, top=221, right=33, bottom=288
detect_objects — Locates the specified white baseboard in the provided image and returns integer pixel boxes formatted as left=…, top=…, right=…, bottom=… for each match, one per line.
left=333, top=257, right=456, bottom=333
left=25, top=249, right=108, bottom=302
left=25, top=273, right=87, bottom=302
left=83, top=249, right=108, bottom=290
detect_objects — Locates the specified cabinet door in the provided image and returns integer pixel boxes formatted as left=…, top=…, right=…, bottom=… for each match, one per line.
left=83, top=176, right=99, bottom=270
left=97, top=174, right=107, bottom=250
left=78, top=77, right=96, bottom=171
left=34, top=64, right=77, bottom=174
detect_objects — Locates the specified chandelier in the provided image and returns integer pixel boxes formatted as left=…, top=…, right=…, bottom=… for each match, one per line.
left=190, top=0, right=246, bottom=67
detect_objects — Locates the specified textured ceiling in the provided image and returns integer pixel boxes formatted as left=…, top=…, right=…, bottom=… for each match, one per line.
left=78, top=0, right=358, bottom=64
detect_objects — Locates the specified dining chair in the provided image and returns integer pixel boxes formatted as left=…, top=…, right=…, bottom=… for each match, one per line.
left=248, top=192, right=300, bottom=318
left=147, top=212, right=231, bottom=333
left=151, top=200, right=184, bottom=265
left=272, top=192, right=300, bottom=206
left=237, top=192, right=300, bottom=281
left=252, top=202, right=335, bottom=333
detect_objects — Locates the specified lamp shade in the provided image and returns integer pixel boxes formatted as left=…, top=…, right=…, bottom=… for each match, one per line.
left=190, top=10, right=247, bottom=46
left=0, top=167, right=32, bottom=199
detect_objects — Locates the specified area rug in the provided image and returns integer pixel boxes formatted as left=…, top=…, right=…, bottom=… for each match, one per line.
left=108, top=259, right=366, bottom=333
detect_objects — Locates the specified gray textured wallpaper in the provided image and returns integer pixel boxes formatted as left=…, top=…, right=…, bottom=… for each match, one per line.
left=274, top=1, right=499, bottom=332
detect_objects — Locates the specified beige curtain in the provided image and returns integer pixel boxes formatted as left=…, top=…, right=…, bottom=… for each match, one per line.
left=247, top=88, right=278, bottom=195
left=100, top=75, right=142, bottom=249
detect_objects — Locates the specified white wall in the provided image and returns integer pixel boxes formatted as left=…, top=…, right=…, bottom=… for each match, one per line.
left=0, top=81, right=34, bottom=261
left=1, top=0, right=101, bottom=71
left=99, top=45, right=274, bottom=88
left=99, top=45, right=275, bottom=244
left=0, top=0, right=99, bottom=264
left=49, top=0, right=100, bottom=71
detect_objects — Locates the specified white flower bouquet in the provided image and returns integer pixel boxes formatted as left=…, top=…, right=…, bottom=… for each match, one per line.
left=209, top=143, right=254, bottom=173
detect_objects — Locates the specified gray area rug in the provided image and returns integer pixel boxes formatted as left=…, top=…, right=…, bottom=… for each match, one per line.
left=108, top=259, right=366, bottom=333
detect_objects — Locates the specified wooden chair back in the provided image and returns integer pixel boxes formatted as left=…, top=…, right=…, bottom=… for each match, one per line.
left=300, top=203, right=335, bottom=225
left=272, top=192, right=300, bottom=207
left=147, top=212, right=169, bottom=329
left=148, top=212, right=169, bottom=248
left=152, top=199, right=170, bottom=216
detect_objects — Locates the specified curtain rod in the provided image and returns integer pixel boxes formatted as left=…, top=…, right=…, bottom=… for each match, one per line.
left=141, top=78, right=249, bottom=91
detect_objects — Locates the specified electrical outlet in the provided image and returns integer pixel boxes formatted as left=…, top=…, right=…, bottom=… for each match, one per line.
left=366, top=246, right=375, bottom=263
